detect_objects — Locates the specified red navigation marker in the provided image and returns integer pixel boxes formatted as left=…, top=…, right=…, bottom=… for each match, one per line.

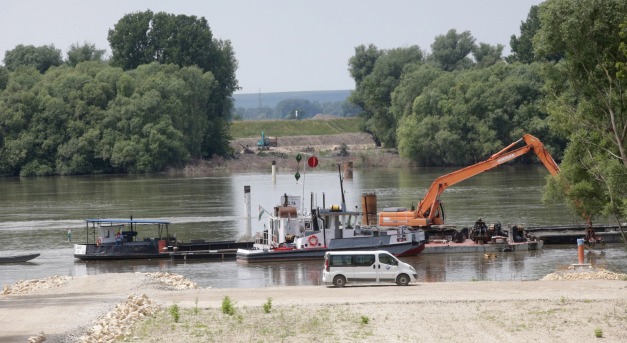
left=307, top=156, right=319, bottom=168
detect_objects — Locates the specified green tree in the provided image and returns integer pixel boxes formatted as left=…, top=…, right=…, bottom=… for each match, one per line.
left=473, top=43, right=503, bottom=68
left=0, top=66, right=8, bottom=91
left=348, top=44, right=383, bottom=88
left=66, top=42, right=106, bottom=67
left=508, top=5, right=541, bottom=63
left=108, top=10, right=238, bottom=158
left=428, top=29, right=475, bottom=71
left=3, top=44, right=63, bottom=73
left=107, top=10, right=155, bottom=70
left=536, top=0, right=627, bottom=233
left=396, top=62, right=560, bottom=166
left=349, top=46, right=424, bottom=147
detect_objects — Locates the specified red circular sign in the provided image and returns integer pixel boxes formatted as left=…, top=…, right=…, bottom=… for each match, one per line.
left=307, top=156, right=319, bottom=168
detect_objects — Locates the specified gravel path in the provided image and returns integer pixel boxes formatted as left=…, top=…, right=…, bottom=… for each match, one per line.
left=1, top=269, right=625, bottom=342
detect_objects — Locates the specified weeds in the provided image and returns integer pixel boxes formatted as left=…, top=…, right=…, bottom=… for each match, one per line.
left=169, top=304, right=180, bottom=323
left=222, top=296, right=236, bottom=316
left=360, top=315, right=369, bottom=324
left=594, top=327, right=603, bottom=338
left=263, top=297, right=273, bottom=314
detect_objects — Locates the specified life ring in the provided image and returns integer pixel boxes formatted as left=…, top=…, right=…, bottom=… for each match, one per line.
left=96, top=237, right=102, bottom=246
left=308, top=235, right=318, bottom=247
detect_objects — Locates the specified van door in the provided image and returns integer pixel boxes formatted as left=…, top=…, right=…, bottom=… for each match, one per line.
left=376, top=252, right=400, bottom=281
left=352, top=254, right=377, bottom=281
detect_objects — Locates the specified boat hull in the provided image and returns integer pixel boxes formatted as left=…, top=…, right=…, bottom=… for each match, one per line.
left=74, top=240, right=254, bottom=260
left=236, top=240, right=425, bottom=263
left=0, top=253, right=40, bottom=263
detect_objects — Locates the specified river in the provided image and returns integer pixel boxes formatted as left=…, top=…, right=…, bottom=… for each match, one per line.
left=1, top=166, right=625, bottom=288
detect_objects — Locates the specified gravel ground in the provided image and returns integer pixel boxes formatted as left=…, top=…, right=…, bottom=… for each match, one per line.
left=1, top=268, right=625, bottom=342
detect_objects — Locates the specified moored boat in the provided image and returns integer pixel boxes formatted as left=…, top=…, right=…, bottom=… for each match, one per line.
left=0, top=253, right=40, bottom=263
left=73, top=218, right=253, bottom=260
left=236, top=175, right=426, bottom=263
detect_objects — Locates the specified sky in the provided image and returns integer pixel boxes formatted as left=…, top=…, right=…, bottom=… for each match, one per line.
left=0, top=0, right=543, bottom=94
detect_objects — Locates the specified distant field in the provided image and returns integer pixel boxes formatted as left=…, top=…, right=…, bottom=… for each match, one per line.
left=233, top=90, right=351, bottom=108
left=229, top=117, right=362, bottom=138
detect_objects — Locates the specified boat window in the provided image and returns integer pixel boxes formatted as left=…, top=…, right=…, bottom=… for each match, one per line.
left=105, top=229, right=110, bottom=238
left=378, top=253, right=398, bottom=266
left=353, top=254, right=375, bottom=266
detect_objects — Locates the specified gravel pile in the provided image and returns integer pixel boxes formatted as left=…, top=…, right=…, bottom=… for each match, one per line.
left=143, top=272, right=198, bottom=290
left=2, top=275, right=74, bottom=295
left=78, top=293, right=158, bottom=343
left=542, top=267, right=627, bottom=281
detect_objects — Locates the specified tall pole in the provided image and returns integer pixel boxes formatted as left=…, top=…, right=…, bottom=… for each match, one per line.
left=244, top=186, right=251, bottom=219
left=338, top=164, right=346, bottom=211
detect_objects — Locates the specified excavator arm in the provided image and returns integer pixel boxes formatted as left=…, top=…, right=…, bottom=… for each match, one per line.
left=378, top=134, right=559, bottom=228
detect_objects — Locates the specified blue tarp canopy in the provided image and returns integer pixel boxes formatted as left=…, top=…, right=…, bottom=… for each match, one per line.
left=85, top=219, right=171, bottom=225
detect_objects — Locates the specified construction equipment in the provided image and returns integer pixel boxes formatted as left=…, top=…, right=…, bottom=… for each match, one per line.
left=378, top=134, right=560, bottom=228
left=257, top=131, right=278, bottom=150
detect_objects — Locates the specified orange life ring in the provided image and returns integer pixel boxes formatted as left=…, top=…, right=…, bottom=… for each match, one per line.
left=96, top=238, right=102, bottom=246
left=308, top=235, right=318, bottom=247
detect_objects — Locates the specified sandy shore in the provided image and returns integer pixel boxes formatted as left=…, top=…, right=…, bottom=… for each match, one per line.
left=1, top=270, right=626, bottom=343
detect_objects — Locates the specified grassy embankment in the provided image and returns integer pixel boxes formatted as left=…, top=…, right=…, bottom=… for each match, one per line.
left=229, top=117, right=362, bottom=138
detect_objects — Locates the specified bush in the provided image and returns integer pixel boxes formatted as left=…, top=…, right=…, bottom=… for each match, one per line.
left=263, top=297, right=272, bottom=314
left=169, top=304, right=180, bottom=323
left=222, top=296, right=236, bottom=316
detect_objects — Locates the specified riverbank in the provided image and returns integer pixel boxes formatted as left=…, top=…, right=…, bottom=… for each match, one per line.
left=1, top=269, right=625, bottom=343
left=175, top=132, right=413, bottom=175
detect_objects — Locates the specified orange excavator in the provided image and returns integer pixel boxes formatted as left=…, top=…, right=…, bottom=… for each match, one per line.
left=378, top=134, right=560, bottom=228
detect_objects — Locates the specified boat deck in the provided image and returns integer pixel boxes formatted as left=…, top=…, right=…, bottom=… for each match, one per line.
left=423, top=239, right=542, bottom=254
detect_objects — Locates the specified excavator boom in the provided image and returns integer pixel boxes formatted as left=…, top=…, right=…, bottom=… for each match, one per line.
left=378, top=134, right=559, bottom=228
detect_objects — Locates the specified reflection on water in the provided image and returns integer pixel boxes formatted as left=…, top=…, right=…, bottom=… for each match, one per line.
left=0, top=168, right=625, bottom=288
left=1, top=245, right=625, bottom=289
left=67, top=245, right=627, bottom=288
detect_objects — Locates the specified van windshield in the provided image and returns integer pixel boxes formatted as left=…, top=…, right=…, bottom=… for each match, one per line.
left=378, top=253, right=398, bottom=266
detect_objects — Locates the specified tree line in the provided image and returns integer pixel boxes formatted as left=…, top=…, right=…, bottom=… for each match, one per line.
left=347, top=0, right=626, bottom=231
left=0, top=10, right=236, bottom=175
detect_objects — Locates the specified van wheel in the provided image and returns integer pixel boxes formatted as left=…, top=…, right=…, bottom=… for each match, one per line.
left=396, top=274, right=410, bottom=286
left=333, top=275, right=346, bottom=287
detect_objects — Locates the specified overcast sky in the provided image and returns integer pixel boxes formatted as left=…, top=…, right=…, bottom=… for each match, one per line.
left=0, top=0, right=543, bottom=94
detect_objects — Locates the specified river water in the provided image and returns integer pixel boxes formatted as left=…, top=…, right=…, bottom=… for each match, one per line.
left=1, top=166, right=625, bottom=288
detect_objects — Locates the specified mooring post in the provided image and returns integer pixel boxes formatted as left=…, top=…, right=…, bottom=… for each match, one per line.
left=571, top=238, right=591, bottom=269
left=272, top=160, right=276, bottom=184
left=577, top=238, right=584, bottom=264
left=244, top=185, right=251, bottom=219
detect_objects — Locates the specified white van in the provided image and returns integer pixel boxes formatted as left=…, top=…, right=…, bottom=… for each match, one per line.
left=322, top=250, right=417, bottom=287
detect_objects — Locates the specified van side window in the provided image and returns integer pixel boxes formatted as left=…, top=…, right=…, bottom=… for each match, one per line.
left=378, top=253, right=398, bottom=266
left=330, top=255, right=352, bottom=266
left=353, top=254, right=375, bottom=266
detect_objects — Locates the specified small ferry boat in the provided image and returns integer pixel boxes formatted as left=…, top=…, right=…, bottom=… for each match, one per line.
left=73, top=218, right=253, bottom=260
left=236, top=192, right=426, bottom=263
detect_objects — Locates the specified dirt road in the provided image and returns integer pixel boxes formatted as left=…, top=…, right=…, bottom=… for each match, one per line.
left=1, top=272, right=625, bottom=342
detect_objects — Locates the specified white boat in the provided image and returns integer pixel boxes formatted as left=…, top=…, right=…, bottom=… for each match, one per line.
left=237, top=190, right=426, bottom=263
